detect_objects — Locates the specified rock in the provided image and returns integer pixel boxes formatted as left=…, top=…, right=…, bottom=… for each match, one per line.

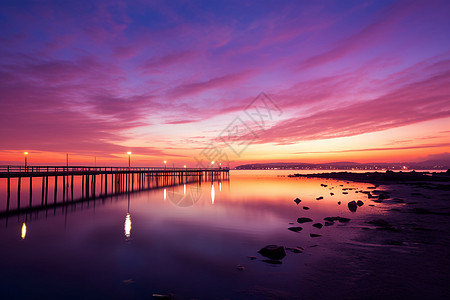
left=302, top=206, right=310, bottom=210
left=342, top=191, right=348, bottom=194
left=321, top=184, right=328, bottom=187
left=368, top=204, right=375, bottom=207
left=367, top=219, right=397, bottom=231
left=368, top=219, right=391, bottom=227
left=338, top=217, right=351, bottom=223
left=288, top=226, right=303, bottom=232
left=247, top=256, right=257, bottom=260
left=152, top=294, right=173, bottom=300
left=262, top=259, right=282, bottom=264
left=237, top=264, right=245, bottom=271
left=337, top=201, right=341, bottom=205
left=316, top=196, right=324, bottom=200
left=297, top=217, right=313, bottom=223
left=348, top=200, right=357, bottom=212
left=312, top=223, right=323, bottom=229
left=392, top=198, right=405, bottom=203
left=378, top=193, right=389, bottom=200
left=324, top=221, right=334, bottom=226
left=288, top=222, right=294, bottom=224
left=258, top=245, right=286, bottom=260
left=294, top=198, right=301, bottom=205
left=310, top=234, right=322, bottom=237
left=357, top=200, right=364, bottom=206
left=330, top=192, right=334, bottom=196
left=324, top=216, right=350, bottom=222
left=384, top=240, right=404, bottom=246
left=286, top=246, right=304, bottom=253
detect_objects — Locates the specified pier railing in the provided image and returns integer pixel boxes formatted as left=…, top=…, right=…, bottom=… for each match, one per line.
left=0, top=165, right=229, bottom=175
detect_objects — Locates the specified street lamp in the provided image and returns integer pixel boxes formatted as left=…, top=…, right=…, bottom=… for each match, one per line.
left=211, top=161, right=215, bottom=168
left=24, top=152, right=28, bottom=170
left=164, top=160, right=167, bottom=169
left=127, top=152, right=132, bottom=168
left=184, top=165, right=186, bottom=168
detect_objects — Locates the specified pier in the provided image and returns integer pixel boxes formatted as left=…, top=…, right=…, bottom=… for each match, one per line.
left=0, top=166, right=229, bottom=218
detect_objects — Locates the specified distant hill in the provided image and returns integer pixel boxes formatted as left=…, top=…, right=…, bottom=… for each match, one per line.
left=234, top=160, right=450, bottom=170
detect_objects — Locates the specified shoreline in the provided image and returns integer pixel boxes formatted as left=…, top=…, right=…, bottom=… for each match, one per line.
left=295, top=171, right=450, bottom=299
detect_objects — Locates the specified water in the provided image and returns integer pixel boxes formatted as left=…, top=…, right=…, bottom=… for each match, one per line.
left=0, top=170, right=387, bottom=299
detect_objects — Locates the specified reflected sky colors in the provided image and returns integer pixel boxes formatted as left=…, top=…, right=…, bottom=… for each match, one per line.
left=0, top=171, right=391, bottom=299
left=1, top=1, right=449, bottom=165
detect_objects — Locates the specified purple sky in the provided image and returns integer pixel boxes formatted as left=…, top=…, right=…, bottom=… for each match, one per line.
left=1, top=0, right=449, bottom=166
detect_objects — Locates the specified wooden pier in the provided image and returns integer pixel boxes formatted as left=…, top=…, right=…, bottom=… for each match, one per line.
left=0, top=166, right=229, bottom=218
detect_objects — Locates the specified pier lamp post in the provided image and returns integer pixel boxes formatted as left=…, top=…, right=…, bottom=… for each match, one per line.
left=24, top=152, right=28, bottom=171
left=184, top=165, right=186, bottom=169
left=127, top=152, right=132, bottom=168
left=211, top=161, right=215, bottom=168
left=164, top=160, right=167, bottom=169
left=219, top=162, right=222, bottom=170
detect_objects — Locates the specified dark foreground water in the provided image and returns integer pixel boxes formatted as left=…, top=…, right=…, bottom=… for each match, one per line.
left=0, top=170, right=385, bottom=299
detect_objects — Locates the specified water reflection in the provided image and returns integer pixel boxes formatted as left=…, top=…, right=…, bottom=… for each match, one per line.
left=21, top=222, right=26, bottom=239
left=0, top=171, right=384, bottom=299
left=124, top=213, right=131, bottom=239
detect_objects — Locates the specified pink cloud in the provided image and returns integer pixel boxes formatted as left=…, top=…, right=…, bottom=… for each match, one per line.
left=248, top=58, right=450, bottom=145
left=167, top=70, right=255, bottom=99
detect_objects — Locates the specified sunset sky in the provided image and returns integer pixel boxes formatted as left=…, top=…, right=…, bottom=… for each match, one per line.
left=1, top=0, right=449, bottom=167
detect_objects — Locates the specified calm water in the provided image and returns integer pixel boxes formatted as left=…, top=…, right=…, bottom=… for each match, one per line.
left=0, top=170, right=387, bottom=299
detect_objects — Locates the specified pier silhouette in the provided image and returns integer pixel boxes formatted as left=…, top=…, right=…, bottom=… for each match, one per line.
left=0, top=166, right=229, bottom=219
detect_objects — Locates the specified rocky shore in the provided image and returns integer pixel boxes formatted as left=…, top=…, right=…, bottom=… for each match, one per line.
left=290, top=170, right=450, bottom=299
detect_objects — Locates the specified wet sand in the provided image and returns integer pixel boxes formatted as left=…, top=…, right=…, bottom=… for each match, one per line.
left=295, top=171, right=450, bottom=299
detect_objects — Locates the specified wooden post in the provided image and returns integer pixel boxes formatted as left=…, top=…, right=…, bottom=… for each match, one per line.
left=71, top=175, right=74, bottom=201
left=41, top=177, right=45, bottom=205
left=18, top=177, right=21, bottom=209
left=7, top=176, right=11, bottom=203
left=81, top=174, right=85, bottom=198
left=62, top=174, right=66, bottom=203
left=131, top=173, right=134, bottom=192
left=45, top=176, right=49, bottom=205
left=6, top=177, right=10, bottom=212
left=105, top=173, right=108, bottom=195
left=29, top=176, right=33, bottom=207
left=54, top=176, right=58, bottom=203
left=85, top=174, right=89, bottom=199
left=93, top=174, right=96, bottom=198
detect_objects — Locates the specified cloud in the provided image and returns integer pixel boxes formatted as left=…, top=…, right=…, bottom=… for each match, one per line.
left=167, top=71, right=254, bottom=99
left=294, top=142, right=450, bottom=154
left=249, top=58, right=450, bottom=145
left=143, top=50, right=197, bottom=71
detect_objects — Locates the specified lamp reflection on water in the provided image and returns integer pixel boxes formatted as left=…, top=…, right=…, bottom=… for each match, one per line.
left=124, top=213, right=131, bottom=239
left=184, top=184, right=186, bottom=195
left=211, top=184, right=215, bottom=204
left=21, top=222, right=27, bottom=239
left=164, top=188, right=167, bottom=200
left=219, top=182, right=222, bottom=192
